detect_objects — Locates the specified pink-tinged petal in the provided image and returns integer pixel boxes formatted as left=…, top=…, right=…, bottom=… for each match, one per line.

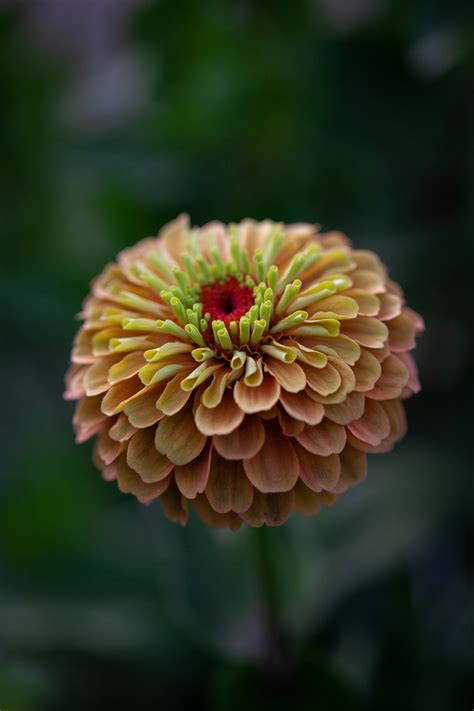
left=304, top=362, right=341, bottom=396
left=234, top=372, right=281, bottom=414
left=328, top=357, right=356, bottom=394
left=294, top=480, right=328, bottom=516
left=193, top=494, right=243, bottom=531
left=155, top=407, right=206, bottom=465
left=160, top=480, right=188, bottom=526
left=381, top=398, right=407, bottom=444
left=341, top=317, right=388, bottom=348
left=195, top=390, right=245, bottom=436
left=280, top=389, right=324, bottom=426
left=293, top=441, right=340, bottom=492
left=277, top=408, right=305, bottom=436
left=160, top=213, right=189, bottom=262
left=73, top=395, right=107, bottom=443
left=213, top=415, right=265, bottom=460
left=206, top=455, right=254, bottom=513
left=404, top=306, right=424, bottom=332
left=84, top=355, right=121, bottom=396
left=264, top=357, right=306, bottom=393
left=243, top=421, right=299, bottom=493
left=108, top=351, right=145, bottom=385
left=127, top=427, right=174, bottom=483
left=72, top=329, right=96, bottom=364
left=295, top=419, right=346, bottom=456
left=377, top=293, right=402, bottom=321
left=309, top=295, right=358, bottom=320
left=96, top=426, right=123, bottom=466
left=174, top=442, right=212, bottom=499
left=334, top=446, right=367, bottom=493
left=387, top=313, right=417, bottom=351
left=123, top=384, right=164, bottom=428
left=64, top=363, right=87, bottom=400
left=116, top=453, right=171, bottom=504
left=352, top=249, right=385, bottom=273
left=239, top=490, right=266, bottom=527
left=366, top=354, right=409, bottom=400
left=263, top=491, right=295, bottom=527
left=300, top=335, right=361, bottom=365
left=348, top=399, right=391, bottom=446
left=101, top=375, right=142, bottom=415
left=352, top=349, right=382, bottom=392
left=156, top=372, right=193, bottom=415
left=349, top=269, right=385, bottom=294
left=109, top=413, right=136, bottom=442
left=345, top=289, right=380, bottom=317
left=397, top=352, right=421, bottom=394
left=325, top=392, right=365, bottom=425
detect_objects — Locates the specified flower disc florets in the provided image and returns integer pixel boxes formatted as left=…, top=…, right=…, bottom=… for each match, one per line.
left=65, top=216, right=423, bottom=529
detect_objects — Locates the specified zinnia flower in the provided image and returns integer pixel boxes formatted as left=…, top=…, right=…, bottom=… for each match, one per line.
left=65, top=216, right=423, bottom=529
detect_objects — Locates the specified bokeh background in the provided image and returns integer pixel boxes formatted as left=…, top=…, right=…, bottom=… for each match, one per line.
left=1, top=1, right=473, bottom=709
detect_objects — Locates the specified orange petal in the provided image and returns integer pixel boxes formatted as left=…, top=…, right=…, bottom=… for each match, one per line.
left=243, top=421, right=299, bottom=493
left=195, top=389, right=245, bottom=436
left=174, top=442, right=212, bottom=499
left=127, top=427, right=174, bottom=483
left=206, top=455, right=254, bottom=513
left=101, top=375, right=142, bottom=415
left=213, top=415, right=265, bottom=460
left=341, top=317, right=388, bottom=348
left=95, top=426, right=123, bottom=466
left=123, top=384, right=164, bottom=428
left=116, top=453, right=171, bottom=504
left=280, top=389, right=324, bottom=425
left=366, top=354, right=409, bottom=400
left=293, top=441, right=340, bottom=492
left=348, top=398, right=391, bottom=446
left=108, top=351, right=145, bottom=385
left=73, top=395, right=107, bottom=443
left=155, top=407, right=206, bottom=465
left=156, top=372, right=193, bottom=415
left=352, top=349, right=382, bottom=392
left=109, top=413, right=137, bottom=442
left=295, top=419, right=346, bottom=456
left=84, top=355, right=121, bottom=396
left=265, top=357, right=306, bottom=393
left=234, top=372, right=281, bottom=414
left=324, top=392, right=365, bottom=425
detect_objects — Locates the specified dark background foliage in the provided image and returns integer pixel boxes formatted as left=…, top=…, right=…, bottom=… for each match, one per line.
left=1, top=1, right=473, bottom=709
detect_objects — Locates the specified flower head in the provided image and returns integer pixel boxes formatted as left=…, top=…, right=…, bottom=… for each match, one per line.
left=65, top=216, right=423, bottom=529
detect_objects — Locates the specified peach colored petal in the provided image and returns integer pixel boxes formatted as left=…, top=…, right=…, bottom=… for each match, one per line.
left=352, top=349, right=382, bottom=392
left=156, top=372, right=193, bottom=415
left=243, top=422, right=299, bottom=493
left=341, top=317, right=388, bottom=348
left=345, top=289, right=380, bottom=317
left=123, top=384, right=164, bottom=428
left=309, top=294, right=358, bottom=320
left=201, top=367, right=230, bottom=408
left=304, top=362, right=341, bottom=396
left=213, top=415, right=265, bottom=460
left=174, top=442, right=212, bottom=499
left=334, top=446, right=367, bottom=493
left=265, top=358, right=306, bottom=393
left=387, top=313, right=417, bottom=351
left=63, top=363, right=87, bottom=400
left=397, top=351, right=421, bottom=394
left=101, top=375, right=142, bottom=415
left=206, top=455, right=254, bottom=513
left=262, top=491, right=295, bottom=526
left=193, top=494, right=243, bottom=530
left=294, top=480, right=324, bottom=516
left=160, top=480, right=188, bottom=526
left=352, top=249, right=385, bottom=273
left=324, top=392, right=365, bottom=425
left=280, top=389, right=324, bottom=425
left=295, top=419, right=346, bottom=456
left=293, top=441, right=340, bottom=492
left=239, top=490, right=266, bottom=527
left=109, top=413, right=137, bottom=442
left=155, top=407, right=206, bottom=465
left=72, top=329, right=96, bottom=364
left=349, top=269, right=385, bottom=294
left=377, top=292, right=402, bottom=321
left=299, top=334, right=361, bottom=365
left=127, top=427, right=174, bottom=483
left=381, top=398, right=407, bottom=444
left=96, top=426, right=123, bottom=466
left=234, top=372, right=281, bottom=414
left=195, top=390, right=245, bottom=436
left=116, top=453, right=171, bottom=504
left=277, top=408, right=305, bottom=436
left=84, top=355, right=121, bottom=396
left=366, top=354, right=409, bottom=400
left=348, top=399, right=391, bottom=447
left=108, top=351, right=145, bottom=385
left=73, top=395, right=107, bottom=443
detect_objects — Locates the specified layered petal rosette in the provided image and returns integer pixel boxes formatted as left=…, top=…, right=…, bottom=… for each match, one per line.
left=65, top=216, right=423, bottom=529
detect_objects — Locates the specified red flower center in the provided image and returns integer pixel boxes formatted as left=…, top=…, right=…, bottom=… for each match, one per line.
left=201, top=277, right=254, bottom=328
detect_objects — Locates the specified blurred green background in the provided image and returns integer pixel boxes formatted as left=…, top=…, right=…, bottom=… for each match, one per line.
left=1, top=1, right=473, bottom=709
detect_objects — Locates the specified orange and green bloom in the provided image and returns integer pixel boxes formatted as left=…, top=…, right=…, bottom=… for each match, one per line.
left=65, top=216, right=423, bottom=529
